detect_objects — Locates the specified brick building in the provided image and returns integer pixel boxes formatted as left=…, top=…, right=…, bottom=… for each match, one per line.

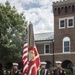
left=53, top=0, right=75, bottom=74
left=35, top=0, right=75, bottom=74
left=35, top=32, right=54, bottom=69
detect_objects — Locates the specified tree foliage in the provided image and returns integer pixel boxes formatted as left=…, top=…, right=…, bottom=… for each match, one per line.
left=0, top=1, right=27, bottom=62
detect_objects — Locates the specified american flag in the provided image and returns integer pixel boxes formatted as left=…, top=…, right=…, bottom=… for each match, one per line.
left=22, top=28, right=29, bottom=75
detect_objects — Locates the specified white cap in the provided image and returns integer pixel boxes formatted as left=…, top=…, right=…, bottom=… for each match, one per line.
left=41, top=62, right=47, bottom=65
left=12, top=63, right=18, bottom=66
left=55, top=61, right=62, bottom=64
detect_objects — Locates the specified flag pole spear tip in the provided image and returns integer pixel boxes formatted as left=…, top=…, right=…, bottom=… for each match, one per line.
left=29, top=21, right=32, bottom=25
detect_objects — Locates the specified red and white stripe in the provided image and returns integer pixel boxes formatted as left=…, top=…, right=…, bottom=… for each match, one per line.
left=22, top=43, right=29, bottom=75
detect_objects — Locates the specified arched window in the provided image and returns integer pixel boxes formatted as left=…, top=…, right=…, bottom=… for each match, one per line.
left=58, top=8, right=60, bottom=14
left=54, top=8, right=57, bottom=14
left=63, top=37, right=70, bottom=53
left=72, top=5, right=74, bottom=12
left=65, top=6, right=67, bottom=13
left=68, top=6, right=71, bottom=9
left=61, top=7, right=64, bottom=13
left=68, top=6, right=71, bottom=12
left=55, top=8, right=57, bottom=11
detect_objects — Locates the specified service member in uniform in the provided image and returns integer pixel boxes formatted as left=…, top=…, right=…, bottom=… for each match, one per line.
left=37, top=62, right=49, bottom=75
left=10, top=63, right=22, bottom=75
left=51, top=61, right=66, bottom=75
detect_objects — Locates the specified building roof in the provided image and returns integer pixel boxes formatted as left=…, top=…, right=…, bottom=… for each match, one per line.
left=53, top=0, right=75, bottom=6
left=34, top=32, right=54, bottom=41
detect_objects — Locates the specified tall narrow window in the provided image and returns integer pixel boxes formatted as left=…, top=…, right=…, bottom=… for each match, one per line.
left=58, top=8, right=60, bottom=15
left=59, top=18, right=65, bottom=29
left=55, top=8, right=57, bottom=11
left=68, top=6, right=71, bottom=10
left=67, top=17, right=74, bottom=28
left=72, top=5, right=74, bottom=12
left=68, top=19, right=73, bottom=26
left=44, top=44, right=50, bottom=54
left=63, top=37, right=70, bottom=53
left=60, top=20, right=65, bottom=27
left=54, top=8, right=57, bottom=15
left=65, top=6, right=67, bottom=13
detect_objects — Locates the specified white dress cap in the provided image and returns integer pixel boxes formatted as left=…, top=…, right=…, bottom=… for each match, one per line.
left=55, top=61, right=62, bottom=64
left=13, top=63, right=18, bottom=66
left=41, top=62, right=47, bottom=65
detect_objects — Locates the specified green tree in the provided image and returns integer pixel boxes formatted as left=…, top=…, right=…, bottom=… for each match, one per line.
left=0, top=1, right=27, bottom=62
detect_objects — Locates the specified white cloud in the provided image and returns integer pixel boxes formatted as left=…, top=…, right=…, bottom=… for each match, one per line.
left=24, top=0, right=54, bottom=33
left=19, top=0, right=34, bottom=4
left=0, top=0, right=6, bottom=4
left=0, top=0, right=60, bottom=33
left=52, top=0, right=60, bottom=2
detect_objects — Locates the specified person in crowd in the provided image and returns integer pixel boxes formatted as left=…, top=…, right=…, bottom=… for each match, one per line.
left=0, top=66, right=3, bottom=75
left=51, top=61, right=66, bottom=75
left=10, top=63, right=22, bottom=75
left=37, top=61, right=49, bottom=75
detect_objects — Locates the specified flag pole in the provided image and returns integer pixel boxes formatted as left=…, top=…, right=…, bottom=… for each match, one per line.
left=28, top=22, right=34, bottom=75
left=28, top=22, right=34, bottom=48
left=27, top=22, right=40, bottom=75
left=22, top=22, right=40, bottom=75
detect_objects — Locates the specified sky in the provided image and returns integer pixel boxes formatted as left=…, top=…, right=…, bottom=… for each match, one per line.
left=0, top=0, right=60, bottom=34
